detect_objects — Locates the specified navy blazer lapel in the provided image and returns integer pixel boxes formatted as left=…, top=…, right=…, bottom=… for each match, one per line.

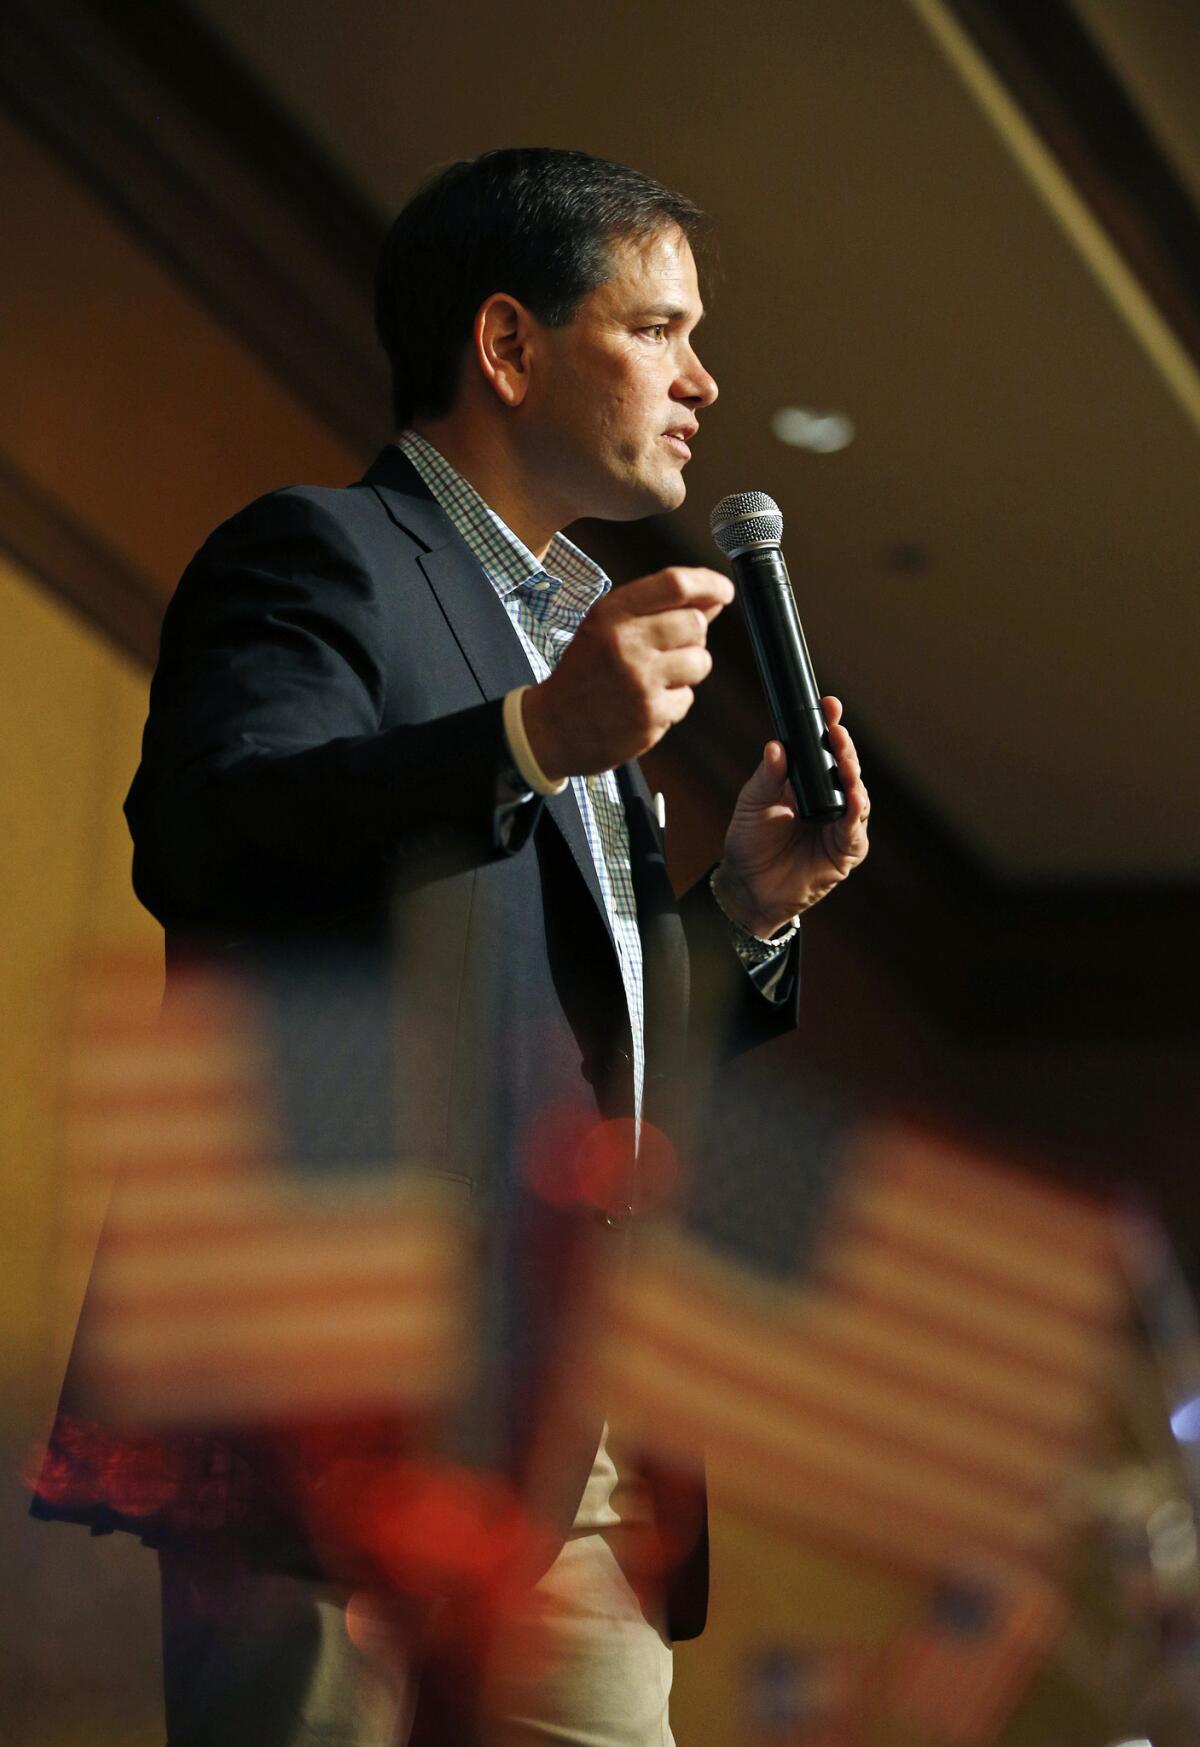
left=365, top=447, right=615, bottom=948
left=415, top=541, right=535, bottom=705
left=418, top=544, right=615, bottom=949
left=618, top=765, right=689, bottom=1053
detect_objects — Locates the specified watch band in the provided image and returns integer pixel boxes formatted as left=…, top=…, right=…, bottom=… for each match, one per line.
left=708, top=867, right=800, bottom=964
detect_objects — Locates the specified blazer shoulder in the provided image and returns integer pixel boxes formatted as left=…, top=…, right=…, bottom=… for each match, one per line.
left=197, top=477, right=418, bottom=569
left=159, top=479, right=428, bottom=675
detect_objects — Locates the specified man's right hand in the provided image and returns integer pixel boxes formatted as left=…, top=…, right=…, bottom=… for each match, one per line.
left=520, top=567, right=734, bottom=781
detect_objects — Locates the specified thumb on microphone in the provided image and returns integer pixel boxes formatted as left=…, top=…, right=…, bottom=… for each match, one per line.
left=739, top=740, right=797, bottom=815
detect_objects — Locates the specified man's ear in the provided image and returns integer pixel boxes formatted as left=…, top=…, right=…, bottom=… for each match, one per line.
left=473, top=293, right=536, bottom=408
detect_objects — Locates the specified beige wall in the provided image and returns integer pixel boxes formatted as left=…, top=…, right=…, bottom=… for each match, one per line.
left=0, top=552, right=159, bottom=1414
left=0, top=553, right=163, bottom=1746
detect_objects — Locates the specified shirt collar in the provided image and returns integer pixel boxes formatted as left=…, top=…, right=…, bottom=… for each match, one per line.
left=396, top=430, right=610, bottom=609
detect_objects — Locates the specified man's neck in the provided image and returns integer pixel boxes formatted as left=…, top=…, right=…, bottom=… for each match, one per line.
left=409, top=418, right=562, bottom=562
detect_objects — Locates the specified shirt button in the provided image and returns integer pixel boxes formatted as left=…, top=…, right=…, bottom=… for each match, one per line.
left=598, top=1203, right=635, bottom=1228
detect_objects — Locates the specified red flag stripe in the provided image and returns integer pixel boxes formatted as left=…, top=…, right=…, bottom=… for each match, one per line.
left=617, top=1239, right=1108, bottom=1421
left=67, top=1043, right=264, bottom=1097
left=846, top=1179, right=1119, bottom=1321
left=614, top=1257, right=1103, bottom=1446
left=817, top=1239, right=1111, bottom=1376
left=89, top=1337, right=463, bottom=1423
left=89, top=1230, right=459, bottom=1297
left=606, top=1291, right=1081, bottom=1495
left=67, top=1109, right=263, bottom=1164
left=885, top=1583, right=1065, bottom=1746
left=91, top=1265, right=459, bottom=1323
left=858, top=1134, right=1114, bottom=1255
left=81, top=1172, right=458, bottom=1235
left=605, top=1338, right=1053, bottom=1554
left=777, top=1297, right=1094, bottom=1442
left=608, top=1359, right=1051, bottom=1576
left=88, top=1296, right=457, bottom=1367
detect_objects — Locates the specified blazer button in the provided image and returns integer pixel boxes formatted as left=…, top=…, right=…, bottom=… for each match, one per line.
left=598, top=1203, right=635, bottom=1228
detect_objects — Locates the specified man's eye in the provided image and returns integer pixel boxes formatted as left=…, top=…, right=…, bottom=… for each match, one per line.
left=641, top=324, right=668, bottom=342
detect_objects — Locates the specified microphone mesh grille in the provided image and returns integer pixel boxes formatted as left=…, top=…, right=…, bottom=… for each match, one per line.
left=710, top=491, right=784, bottom=556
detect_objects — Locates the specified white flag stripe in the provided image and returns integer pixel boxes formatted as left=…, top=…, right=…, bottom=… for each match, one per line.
left=69, top=1107, right=263, bottom=1164
left=69, top=986, right=174, bottom=1030
left=93, top=1225, right=460, bottom=1298
left=706, top=1447, right=1044, bottom=1579
left=821, top=1240, right=1109, bottom=1376
left=608, top=1356, right=1049, bottom=1574
left=607, top=1313, right=1051, bottom=1535
left=605, top=1335, right=1051, bottom=1554
left=794, top=1298, right=1092, bottom=1439
left=864, top=1133, right=1113, bottom=1255
left=69, top=1041, right=263, bottom=1095
left=619, top=1256, right=1095, bottom=1442
left=71, top=971, right=248, bottom=1023
left=94, top=1340, right=461, bottom=1423
left=95, top=1171, right=449, bottom=1232
left=608, top=1291, right=1069, bottom=1492
left=89, top=1294, right=455, bottom=1368
left=854, top=1180, right=1119, bottom=1320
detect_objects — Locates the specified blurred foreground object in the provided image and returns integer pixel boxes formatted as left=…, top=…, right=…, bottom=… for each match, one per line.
left=583, top=1106, right=1129, bottom=1742
left=882, top=1564, right=1067, bottom=1746
left=32, top=954, right=471, bottom=1544
left=739, top=1640, right=873, bottom=1745
left=591, top=1120, right=1123, bottom=1580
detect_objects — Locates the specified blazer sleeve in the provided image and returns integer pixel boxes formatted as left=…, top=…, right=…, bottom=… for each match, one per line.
left=126, top=488, right=540, bottom=930
left=676, top=870, right=801, bottom=1063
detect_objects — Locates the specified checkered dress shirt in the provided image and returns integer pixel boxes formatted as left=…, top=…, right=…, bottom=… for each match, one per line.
left=397, top=431, right=648, bottom=1121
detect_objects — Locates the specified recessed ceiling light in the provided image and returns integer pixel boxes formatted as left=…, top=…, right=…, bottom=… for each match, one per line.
left=770, top=406, right=855, bottom=453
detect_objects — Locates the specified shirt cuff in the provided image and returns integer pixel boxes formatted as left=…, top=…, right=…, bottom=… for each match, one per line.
left=708, top=868, right=800, bottom=969
left=503, top=686, right=568, bottom=796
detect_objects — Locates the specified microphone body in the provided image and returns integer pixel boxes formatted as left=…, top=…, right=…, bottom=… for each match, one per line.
left=711, top=493, right=845, bottom=824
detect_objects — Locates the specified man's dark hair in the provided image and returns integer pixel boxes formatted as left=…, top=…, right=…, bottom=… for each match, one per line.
left=375, top=147, right=709, bottom=429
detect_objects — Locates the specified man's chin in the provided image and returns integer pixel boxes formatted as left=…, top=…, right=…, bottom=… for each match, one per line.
left=629, top=470, right=688, bottom=519
left=581, top=467, right=687, bottom=525
left=662, top=470, right=688, bottom=510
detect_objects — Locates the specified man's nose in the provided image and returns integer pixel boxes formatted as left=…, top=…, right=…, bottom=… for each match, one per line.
left=678, top=350, right=718, bottom=408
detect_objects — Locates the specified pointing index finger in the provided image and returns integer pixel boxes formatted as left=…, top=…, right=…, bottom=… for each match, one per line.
left=623, top=567, right=735, bottom=620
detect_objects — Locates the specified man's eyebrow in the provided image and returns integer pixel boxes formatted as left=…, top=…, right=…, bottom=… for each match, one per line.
left=632, top=306, right=706, bottom=327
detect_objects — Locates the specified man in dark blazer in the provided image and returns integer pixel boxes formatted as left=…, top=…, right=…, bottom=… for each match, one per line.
left=36, top=148, right=870, bottom=1745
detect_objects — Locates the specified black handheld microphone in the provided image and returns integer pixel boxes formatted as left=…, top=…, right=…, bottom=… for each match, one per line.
left=710, top=491, right=846, bottom=824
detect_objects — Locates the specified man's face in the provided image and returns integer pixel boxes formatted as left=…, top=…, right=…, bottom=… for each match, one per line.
left=523, top=226, right=718, bottom=524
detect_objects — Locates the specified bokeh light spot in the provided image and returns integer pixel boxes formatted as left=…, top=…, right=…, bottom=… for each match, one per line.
left=1170, top=1395, right=1200, bottom=1442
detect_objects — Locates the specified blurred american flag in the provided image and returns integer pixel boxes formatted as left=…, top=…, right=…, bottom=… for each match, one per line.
left=740, top=1642, right=873, bottom=1746
left=882, top=1566, right=1066, bottom=1745
left=64, top=957, right=470, bottom=1428
left=589, top=1118, right=1123, bottom=1580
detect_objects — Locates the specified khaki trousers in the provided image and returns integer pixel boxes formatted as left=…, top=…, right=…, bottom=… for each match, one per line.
left=159, top=1526, right=674, bottom=1747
